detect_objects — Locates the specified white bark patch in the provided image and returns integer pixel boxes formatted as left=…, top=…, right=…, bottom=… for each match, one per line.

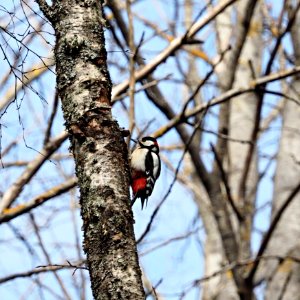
left=85, top=142, right=124, bottom=196
left=75, top=61, right=103, bottom=84
left=112, top=251, right=137, bottom=283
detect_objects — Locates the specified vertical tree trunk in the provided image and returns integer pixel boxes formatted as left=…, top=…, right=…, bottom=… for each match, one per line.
left=37, top=1, right=145, bottom=299
left=265, top=4, right=300, bottom=299
left=183, top=2, right=226, bottom=298
left=228, top=0, right=262, bottom=261
left=200, top=1, right=260, bottom=299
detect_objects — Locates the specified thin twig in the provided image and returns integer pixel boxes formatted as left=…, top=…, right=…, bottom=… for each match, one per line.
left=43, top=90, right=59, bottom=145
left=0, top=261, right=86, bottom=285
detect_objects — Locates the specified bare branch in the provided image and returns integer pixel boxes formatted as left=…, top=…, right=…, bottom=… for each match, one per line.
left=0, top=131, right=68, bottom=212
left=193, top=254, right=300, bottom=286
left=111, top=0, right=238, bottom=101
left=0, top=177, right=77, bottom=224
left=0, top=261, right=86, bottom=285
left=210, top=143, right=244, bottom=222
left=43, top=91, right=59, bottom=145
left=153, top=66, right=300, bottom=138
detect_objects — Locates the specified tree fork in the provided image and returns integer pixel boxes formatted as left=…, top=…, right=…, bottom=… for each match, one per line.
left=37, top=0, right=145, bottom=299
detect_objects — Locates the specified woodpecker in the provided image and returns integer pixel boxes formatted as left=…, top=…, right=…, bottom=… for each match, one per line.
left=130, top=136, right=161, bottom=209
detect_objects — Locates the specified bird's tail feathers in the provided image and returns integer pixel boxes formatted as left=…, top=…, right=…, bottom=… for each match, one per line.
left=131, top=194, right=138, bottom=207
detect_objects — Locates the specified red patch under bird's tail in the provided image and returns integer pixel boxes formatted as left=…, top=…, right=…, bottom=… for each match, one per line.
left=132, top=177, right=147, bottom=195
left=131, top=176, right=147, bottom=208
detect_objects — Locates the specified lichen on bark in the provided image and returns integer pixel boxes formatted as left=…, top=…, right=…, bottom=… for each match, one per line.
left=37, top=0, right=145, bottom=299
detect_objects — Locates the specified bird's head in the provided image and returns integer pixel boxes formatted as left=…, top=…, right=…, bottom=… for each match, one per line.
left=138, top=136, right=159, bottom=153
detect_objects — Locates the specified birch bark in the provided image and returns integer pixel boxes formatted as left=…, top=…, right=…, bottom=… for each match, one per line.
left=37, top=1, right=145, bottom=299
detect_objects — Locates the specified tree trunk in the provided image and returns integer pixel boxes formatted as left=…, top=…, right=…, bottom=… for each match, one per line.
left=265, top=5, right=300, bottom=298
left=264, top=81, right=300, bottom=300
left=37, top=1, right=145, bottom=299
left=228, top=0, right=261, bottom=262
left=200, top=1, right=260, bottom=299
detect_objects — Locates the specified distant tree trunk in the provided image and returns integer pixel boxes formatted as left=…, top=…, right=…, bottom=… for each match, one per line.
left=202, top=5, right=236, bottom=299
left=199, top=1, right=260, bottom=299
left=265, top=3, right=300, bottom=299
left=37, top=0, right=145, bottom=299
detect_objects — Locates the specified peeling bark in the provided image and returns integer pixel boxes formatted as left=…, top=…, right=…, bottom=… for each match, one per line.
left=37, top=0, right=145, bottom=299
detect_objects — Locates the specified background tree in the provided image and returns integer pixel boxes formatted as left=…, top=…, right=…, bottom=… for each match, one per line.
left=1, top=0, right=300, bottom=299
